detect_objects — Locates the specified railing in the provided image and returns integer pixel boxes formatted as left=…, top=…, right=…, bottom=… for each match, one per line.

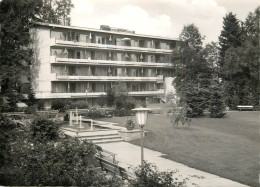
left=53, top=75, right=163, bottom=82
left=50, top=38, right=172, bottom=54
left=50, top=56, right=173, bottom=68
left=35, top=90, right=164, bottom=99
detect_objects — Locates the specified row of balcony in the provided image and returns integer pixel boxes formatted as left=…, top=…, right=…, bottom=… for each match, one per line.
left=36, top=90, right=164, bottom=99
left=51, top=63, right=173, bottom=77
left=50, top=56, right=172, bottom=68
left=51, top=73, right=164, bottom=83
left=50, top=30, right=176, bottom=53
left=50, top=38, right=173, bottom=55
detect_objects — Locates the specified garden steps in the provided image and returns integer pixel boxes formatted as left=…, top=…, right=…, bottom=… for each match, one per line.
left=92, top=138, right=124, bottom=144
left=79, top=130, right=119, bottom=137
left=80, top=131, right=124, bottom=144
left=82, top=135, right=121, bottom=141
left=62, top=128, right=125, bottom=144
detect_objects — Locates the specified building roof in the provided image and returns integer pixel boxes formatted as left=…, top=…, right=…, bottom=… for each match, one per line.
left=34, top=22, right=178, bottom=41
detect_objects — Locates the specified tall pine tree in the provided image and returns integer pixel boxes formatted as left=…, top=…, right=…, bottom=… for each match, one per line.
left=219, top=12, right=241, bottom=68
left=238, top=7, right=260, bottom=105
left=219, top=9, right=259, bottom=108
left=218, top=12, right=242, bottom=109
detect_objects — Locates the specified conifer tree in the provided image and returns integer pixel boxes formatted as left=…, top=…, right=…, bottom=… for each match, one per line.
left=219, top=8, right=259, bottom=108
left=208, top=78, right=225, bottom=118
left=219, top=12, right=241, bottom=68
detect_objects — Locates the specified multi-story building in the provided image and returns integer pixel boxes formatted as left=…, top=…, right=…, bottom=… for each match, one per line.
left=31, top=22, right=177, bottom=107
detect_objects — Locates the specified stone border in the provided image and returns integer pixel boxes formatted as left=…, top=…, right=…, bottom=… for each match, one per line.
left=118, top=129, right=148, bottom=141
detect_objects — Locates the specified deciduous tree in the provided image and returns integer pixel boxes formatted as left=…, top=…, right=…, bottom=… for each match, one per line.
left=173, top=24, right=211, bottom=117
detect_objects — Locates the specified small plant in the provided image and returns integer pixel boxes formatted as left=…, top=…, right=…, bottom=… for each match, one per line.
left=169, top=103, right=191, bottom=126
left=125, top=118, right=135, bottom=130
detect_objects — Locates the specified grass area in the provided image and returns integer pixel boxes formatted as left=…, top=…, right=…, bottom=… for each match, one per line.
left=103, top=103, right=259, bottom=187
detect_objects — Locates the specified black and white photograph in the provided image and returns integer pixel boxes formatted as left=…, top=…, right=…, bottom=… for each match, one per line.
left=0, top=0, right=259, bottom=186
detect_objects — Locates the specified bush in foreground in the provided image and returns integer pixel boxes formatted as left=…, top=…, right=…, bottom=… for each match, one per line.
left=130, top=161, right=186, bottom=187
left=30, top=116, right=60, bottom=142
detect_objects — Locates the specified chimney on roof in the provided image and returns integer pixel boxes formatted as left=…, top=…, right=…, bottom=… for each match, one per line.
left=100, top=25, right=111, bottom=31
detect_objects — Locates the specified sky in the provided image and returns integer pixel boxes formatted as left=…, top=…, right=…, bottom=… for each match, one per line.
left=70, top=0, right=259, bottom=44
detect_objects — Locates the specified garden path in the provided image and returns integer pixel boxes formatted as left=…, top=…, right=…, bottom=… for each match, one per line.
left=98, top=142, right=248, bottom=187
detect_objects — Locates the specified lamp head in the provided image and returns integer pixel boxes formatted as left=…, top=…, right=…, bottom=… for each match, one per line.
left=132, top=108, right=150, bottom=127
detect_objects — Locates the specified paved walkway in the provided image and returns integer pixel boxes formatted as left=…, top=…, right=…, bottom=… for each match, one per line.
left=98, top=142, right=248, bottom=187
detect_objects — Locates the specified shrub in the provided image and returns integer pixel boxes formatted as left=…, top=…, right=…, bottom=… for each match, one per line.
left=37, top=100, right=45, bottom=110
left=130, top=161, right=186, bottom=187
left=26, top=88, right=37, bottom=107
left=69, top=102, right=89, bottom=109
left=114, top=108, right=134, bottom=117
left=51, top=99, right=70, bottom=112
left=0, top=113, right=16, bottom=166
left=97, top=97, right=106, bottom=108
left=253, top=105, right=260, bottom=111
left=84, top=109, right=106, bottom=119
left=105, top=89, right=115, bottom=107
left=2, top=136, right=124, bottom=186
left=168, top=103, right=191, bottom=126
left=24, top=105, right=37, bottom=114
left=115, top=96, right=136, bottom=116
left=64, top=113, right=69, bottom=121
left=30, top=116, right=60, bottom=142
left=166, top=91, right=176, bottom=104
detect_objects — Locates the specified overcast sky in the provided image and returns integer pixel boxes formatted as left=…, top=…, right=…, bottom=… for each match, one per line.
left=70, top=0, right=259, bottom=44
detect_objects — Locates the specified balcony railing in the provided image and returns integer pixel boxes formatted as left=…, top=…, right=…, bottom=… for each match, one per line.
left=52, top=74, right=163, bottom=82
left=35, top=90, right=164, bottom=99
left=50, top=38, right=172, bottom=54
left=50, top=56, right=173, bottom=68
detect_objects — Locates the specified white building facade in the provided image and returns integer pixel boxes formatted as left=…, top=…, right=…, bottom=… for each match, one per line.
left=31, top=22, right=177, bottom=107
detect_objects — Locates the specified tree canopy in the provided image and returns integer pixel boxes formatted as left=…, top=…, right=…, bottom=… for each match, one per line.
left=0, top=0, right=74, bottom=111
left=172, top=24, right=212, bottom=117
left=219, top=7, right=259, bottom=108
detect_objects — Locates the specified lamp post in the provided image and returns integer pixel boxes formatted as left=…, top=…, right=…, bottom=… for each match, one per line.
left=132, top=108, right=150, bottom=167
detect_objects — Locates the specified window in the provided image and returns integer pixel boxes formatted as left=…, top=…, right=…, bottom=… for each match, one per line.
left=52, top=82, right=67, bottom=93
left=51, top=31, right=63, bottom=40
left=155, top=41, right=160, bottom=49
left=76, top=34, right=80, bottom=42
left=51, top=49, right=63, bottom=58
left=77, top=51, right=81, bottom=59
left=139, top=39, right=145, bottom=47
left=102, top=37, right=106, bottom=44
left=117, top=68, right=123, bottom=76
left=125, top=40, right=131, bottom=46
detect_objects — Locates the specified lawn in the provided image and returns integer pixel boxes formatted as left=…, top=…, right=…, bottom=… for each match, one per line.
left=102, top=104, right=259, bottom=187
